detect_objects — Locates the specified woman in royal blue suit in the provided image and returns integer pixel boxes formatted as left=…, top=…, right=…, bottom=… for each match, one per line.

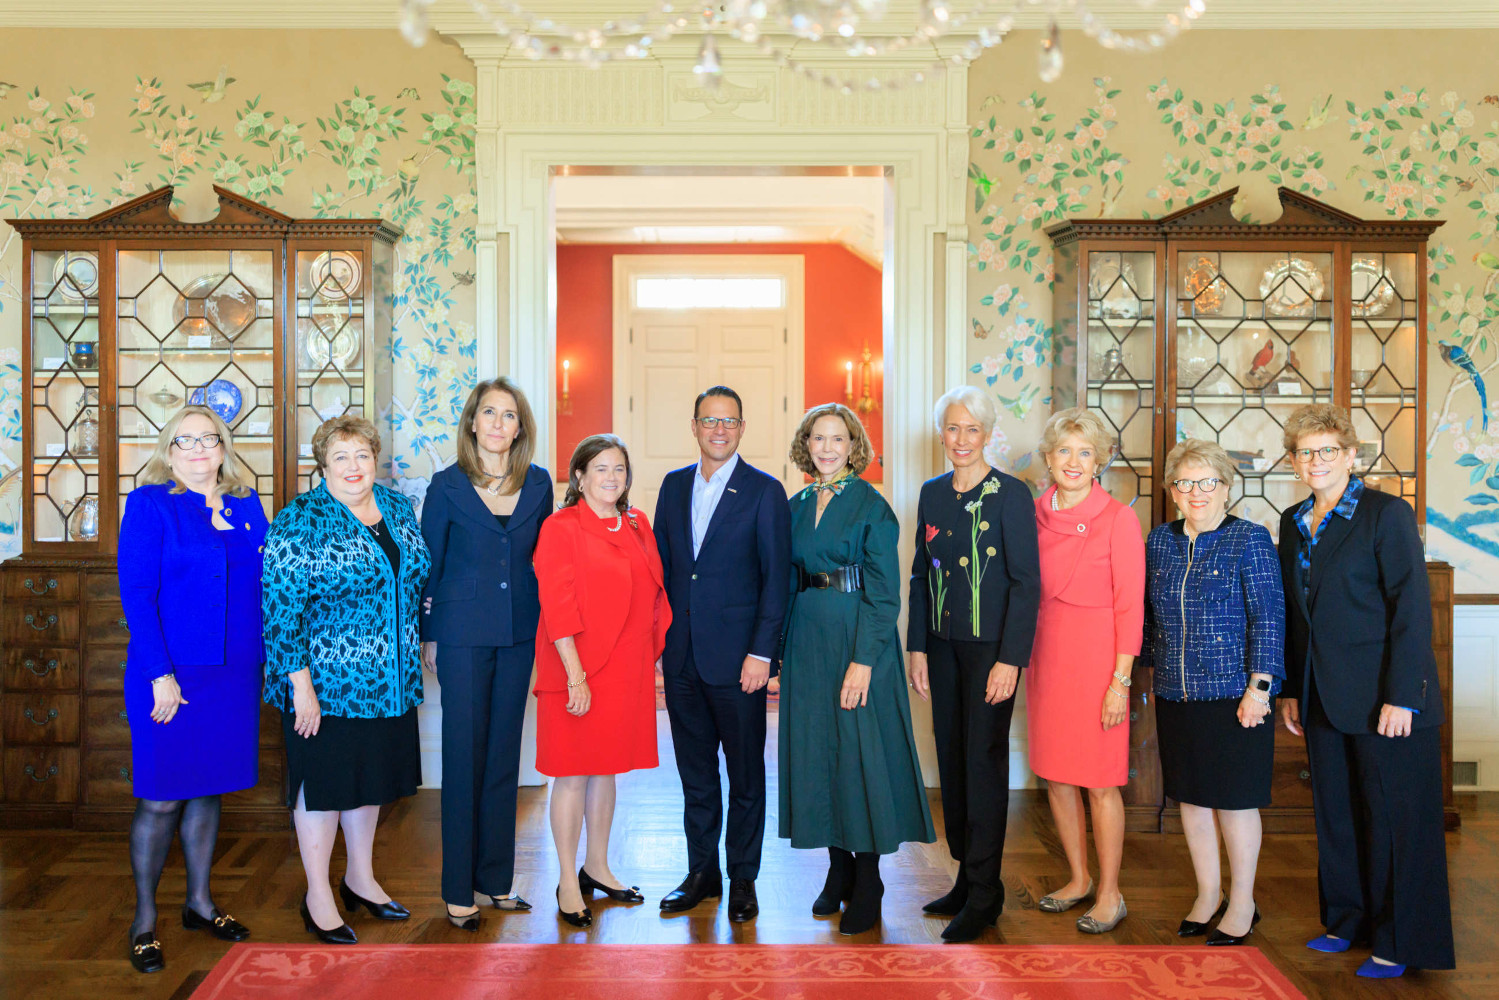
left=420, top=376, right=551, bottom=929
left=118, top=405, right=268, bottom=974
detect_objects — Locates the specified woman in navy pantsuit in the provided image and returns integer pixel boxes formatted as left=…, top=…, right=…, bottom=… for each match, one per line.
left=118, top=405, right=268, bottom=974
left=421, top=376, right=552, bottom=929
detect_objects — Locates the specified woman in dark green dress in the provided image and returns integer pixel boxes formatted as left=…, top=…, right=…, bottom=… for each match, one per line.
left=778, top=403, right=935, bottom=936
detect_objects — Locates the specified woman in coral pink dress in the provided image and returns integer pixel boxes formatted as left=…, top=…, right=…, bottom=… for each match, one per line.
left=1026, top=407, right=1145, bottom=935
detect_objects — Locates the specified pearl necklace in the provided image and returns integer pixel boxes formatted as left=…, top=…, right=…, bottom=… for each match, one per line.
left=606, top=513, right=623, bottom=532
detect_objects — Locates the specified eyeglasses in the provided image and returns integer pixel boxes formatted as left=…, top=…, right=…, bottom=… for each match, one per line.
left=1293, top=445, right=1345, bottom=462
left=171, top=433, right=222, bottom=451
left=695, top=417, right=742, bottom=430
left=1170, top=478, right=1222, bottom=494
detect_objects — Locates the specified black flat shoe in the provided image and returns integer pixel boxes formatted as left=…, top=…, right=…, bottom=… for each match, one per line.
left=446, top=905, right=482, bottom=931
left=129, top=933, right=164, bottom=974
left=659, top=871, right=723, bottom=912
left=182, top=905, right=250, bottom=942
left=579, top=867, right=645, bottom=903
left=556, top=886, right=593, bottom=928
left=1177, top=897, right=1227, bottom=937
left=339, top=879, right=411, bottom=921
left=1206, top=907, right=1261, bottom=946
left=301, top=896, right=357, bottom=945
left=728, top=878, right=759, bottom=923
left=487, top=893, right=532, bottom=911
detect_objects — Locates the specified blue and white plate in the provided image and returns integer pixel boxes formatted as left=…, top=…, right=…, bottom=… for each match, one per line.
left=188, top=378, right=243, bottom=423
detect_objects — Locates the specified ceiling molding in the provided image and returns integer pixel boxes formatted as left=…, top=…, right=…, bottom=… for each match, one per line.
left=1, top=2, right=1498, bottom=30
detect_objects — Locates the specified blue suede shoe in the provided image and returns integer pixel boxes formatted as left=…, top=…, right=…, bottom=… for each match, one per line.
left=1356, top=958, right=1406, bottom=979
left=1306, top=934, right=1351, bottom=953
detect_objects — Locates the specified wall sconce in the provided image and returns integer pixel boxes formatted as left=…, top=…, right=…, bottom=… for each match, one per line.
left=846, top=342, right=879, bottom=415
left=559, top=358, right=573, bottom=416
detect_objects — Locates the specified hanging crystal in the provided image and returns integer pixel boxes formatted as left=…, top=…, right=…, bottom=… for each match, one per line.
left=694, top=33, right=723, bottom=83
left=399, top=0, right=430, bottom=47
left=1038, top=19, right=1064, bottom=84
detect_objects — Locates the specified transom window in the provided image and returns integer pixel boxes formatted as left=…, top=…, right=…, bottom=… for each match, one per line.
left=634, top=276, right=784, bottom=310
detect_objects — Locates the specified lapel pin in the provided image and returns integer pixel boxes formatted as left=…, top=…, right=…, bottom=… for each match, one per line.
left=727, top=487, right=737, bottom=493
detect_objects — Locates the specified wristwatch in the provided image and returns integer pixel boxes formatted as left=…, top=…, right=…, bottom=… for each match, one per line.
left=1252, top=677, right=1271, bottom=692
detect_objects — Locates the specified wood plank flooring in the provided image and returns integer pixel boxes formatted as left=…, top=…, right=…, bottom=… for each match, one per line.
left=2, top=711, right=1495, bottom=1000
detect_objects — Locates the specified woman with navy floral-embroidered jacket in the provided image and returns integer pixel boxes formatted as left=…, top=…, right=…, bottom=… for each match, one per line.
left=262, top=415, right=431, bottom=945
left=1142, top=439, right=1284, bottom=947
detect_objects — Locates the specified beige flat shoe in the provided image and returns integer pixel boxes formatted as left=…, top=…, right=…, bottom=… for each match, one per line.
left=1037, top=878, right=1094, bottom=913
left=1077, top=896, right=1127, bottom=934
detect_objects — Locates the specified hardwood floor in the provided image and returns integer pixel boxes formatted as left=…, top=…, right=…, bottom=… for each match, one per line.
left=2, top=711, right=1494, bottom=1000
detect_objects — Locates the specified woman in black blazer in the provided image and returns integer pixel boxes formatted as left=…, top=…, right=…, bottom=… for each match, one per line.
left=1277, top=404, right=1453, bottom=978
left=421, top=376, right=552, bottom=929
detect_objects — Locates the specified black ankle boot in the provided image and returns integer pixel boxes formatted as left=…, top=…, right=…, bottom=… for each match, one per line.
left=839, top=853, right=884, bottom=935
left=923, top=862, right=969, bottom=916
left=812, top=847, right=855, bottom=916
left=941, top=887, right=1003, bottom=943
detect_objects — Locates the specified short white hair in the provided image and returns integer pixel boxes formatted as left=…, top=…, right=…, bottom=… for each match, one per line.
left=933, top=386, right=998, bottom=436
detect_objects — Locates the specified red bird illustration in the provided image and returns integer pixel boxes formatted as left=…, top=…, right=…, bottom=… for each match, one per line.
left=1249, top=340, right=1275, bottom=376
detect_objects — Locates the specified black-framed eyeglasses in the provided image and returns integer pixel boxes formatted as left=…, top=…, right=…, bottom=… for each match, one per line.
left=695, top=416, right=742, bottom=430
left=171, top=433, right=222, bottom=451
left=1293, top=445, right=1345, bottom=462
left=1170, top=477, right=1221, bottom=495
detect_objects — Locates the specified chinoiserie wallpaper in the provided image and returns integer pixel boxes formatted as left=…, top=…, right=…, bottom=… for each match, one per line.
left=0, top=29, right=478, bottom=560
left=966, top=29, right=1499, bottom=593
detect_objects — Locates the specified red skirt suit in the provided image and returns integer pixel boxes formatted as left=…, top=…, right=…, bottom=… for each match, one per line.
left=533, top=503, right=671, bottom=777
left=1026, top=484, right=1145, bottom=788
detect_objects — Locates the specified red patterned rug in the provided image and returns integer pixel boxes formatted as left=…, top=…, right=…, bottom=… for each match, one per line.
left=191, top=944, right=1305, bottom=999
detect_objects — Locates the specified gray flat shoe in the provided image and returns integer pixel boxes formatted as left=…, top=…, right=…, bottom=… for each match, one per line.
left=1037, top=878, right=1094, bottom=913
left=1077, top=897, right=1127, bottom=934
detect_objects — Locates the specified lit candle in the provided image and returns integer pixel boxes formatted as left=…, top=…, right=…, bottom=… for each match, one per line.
left=562, top=359, right=570, bottom=394
left=845, top=360, right=854, bottom=397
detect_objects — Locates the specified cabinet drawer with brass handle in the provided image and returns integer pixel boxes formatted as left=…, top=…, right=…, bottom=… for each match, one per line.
left=1, top=693, right=81, bottom=745
left=84, top=693, right=132, bottom=747
left=2, top=605, right=80, bottom=646
left=3, top=647, right=79, bottom=692
left=83, top=648, right=130, bottom=693
left=3, top=747, right=80, bottom=804
left=1, top=569, right=80, bottom=603
left=84, top=749, right=137, bottom=805
left=85, top=602, right=131, bottom=643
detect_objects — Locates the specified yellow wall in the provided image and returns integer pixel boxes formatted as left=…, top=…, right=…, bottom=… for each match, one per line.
left=966, top=29, right=1499, bottom=591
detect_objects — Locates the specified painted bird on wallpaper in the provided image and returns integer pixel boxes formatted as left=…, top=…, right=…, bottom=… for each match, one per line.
left=0, top=82, right=15, bottom=100
left=1439, top=341, right=1490, bottom=433
left=1302, top=94, right=1333, bottom=130
left=187, top=66, right=235, bottom=103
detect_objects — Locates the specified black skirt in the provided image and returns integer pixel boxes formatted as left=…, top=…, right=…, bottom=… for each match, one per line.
left=281, top=708, right=421, bottom=811
left=1156, top=695, right=1273, bottom=810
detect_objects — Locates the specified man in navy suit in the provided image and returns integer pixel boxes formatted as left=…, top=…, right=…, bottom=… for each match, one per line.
left=654, top=386, right=792, bottom=922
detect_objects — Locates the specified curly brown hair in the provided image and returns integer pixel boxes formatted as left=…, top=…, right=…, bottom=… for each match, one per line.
left=788, top=403, right=874, bottom=477
left=561, top=434, right=633, bottom=513
left=312, top=414, right=381, bottom=474
left=1282, top=403, right=1358, bottom=454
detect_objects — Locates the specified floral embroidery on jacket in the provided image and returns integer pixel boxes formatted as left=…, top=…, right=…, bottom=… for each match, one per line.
left=960, top=478, right=1002, bottom=636
left=925, top=523, right=948, bottom=631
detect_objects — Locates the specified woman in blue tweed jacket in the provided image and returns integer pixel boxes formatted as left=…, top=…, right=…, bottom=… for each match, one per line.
left=262, top=415, right=431, bottom=944
left=1142, top=439, right=1284, bottom=947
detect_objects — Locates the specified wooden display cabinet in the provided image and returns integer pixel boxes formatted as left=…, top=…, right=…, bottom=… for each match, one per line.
left=0, top=187, right=400, bottom=830
left=1047, top=187, right=1456, bottom=833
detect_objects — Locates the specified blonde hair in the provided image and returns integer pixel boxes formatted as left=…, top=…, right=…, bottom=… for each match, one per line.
left=1163, top=438, right=1236, bottom=491
left=933, top=385, right=998, bottom=436
left=562, top=434, right=633, bottom=513
left=312, top=415, right=381, bottom=473
left=1037, top=406, right=1116, bottom=460
left=789, top=402, right=874, bottom=476
left=1282, top=403, right=1357, bottom=454
left=455, top=376, right=536, bottom=495
left=136, top=405, right=254, bottom=497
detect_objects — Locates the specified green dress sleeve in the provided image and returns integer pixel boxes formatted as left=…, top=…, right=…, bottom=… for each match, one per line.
left=851, top=489, right=902, bottom=672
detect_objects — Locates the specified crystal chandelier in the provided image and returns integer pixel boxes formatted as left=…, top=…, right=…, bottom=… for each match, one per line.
left=401, top=1, right=1208, bottom=91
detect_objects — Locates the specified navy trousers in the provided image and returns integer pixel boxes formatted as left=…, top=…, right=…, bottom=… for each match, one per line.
left=663, top=646, right=768, bottom=880
left=436, top=642, right=533, bottom=905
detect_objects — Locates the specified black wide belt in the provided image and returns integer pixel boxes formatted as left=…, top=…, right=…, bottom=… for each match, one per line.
left=797, top=564, right=863, bottom=593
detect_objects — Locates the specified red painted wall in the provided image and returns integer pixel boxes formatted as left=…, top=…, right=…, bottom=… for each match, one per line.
left=555, top=242, right=884, bottom=482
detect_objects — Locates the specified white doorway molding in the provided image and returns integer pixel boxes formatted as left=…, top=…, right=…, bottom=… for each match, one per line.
left=449, top=35, right=973, bottom=783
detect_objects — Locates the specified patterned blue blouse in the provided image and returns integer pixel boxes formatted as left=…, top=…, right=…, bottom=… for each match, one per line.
left=1142, top=515, right=1286, bottom=702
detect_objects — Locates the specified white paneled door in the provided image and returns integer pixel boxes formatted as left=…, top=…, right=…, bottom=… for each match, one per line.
left=614, top=256, right=805, bottom=517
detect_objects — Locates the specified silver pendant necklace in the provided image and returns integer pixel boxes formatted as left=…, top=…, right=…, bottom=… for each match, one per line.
left=483, top=470, right=508, bottom=496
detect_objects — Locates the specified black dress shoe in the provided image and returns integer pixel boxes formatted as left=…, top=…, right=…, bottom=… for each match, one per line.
left=941, top=896, right=1003, bottom=943
left=579, top=867, right=645, bottom=903
left=487, top=893, right=532, bottom=911
left=1206, top=907, right=1261, bottom=946
left=339, top=879, right=411, bottom=921
left=728, top=879, right=759, bottom=922
left=923, top=863, right=969, bottom=917
left=182, top=905, right=251, bottom=942
left=1177, top=897, right=1227, bottom=937
left=659, top=871, right=723, bottom=912
left=301, top=896, right=357, bottom=944
left=839, top=855, right=884, bottom=936
left=129, top=933, right=164, bottom=974
left=813, top=848, right=855, bottom=917
left=556, top=886, right=593, bottom=928
left=446, top=905, right=482, bottom=931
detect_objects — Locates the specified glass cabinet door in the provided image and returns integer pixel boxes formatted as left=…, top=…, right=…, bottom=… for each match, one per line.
left=30, top=247, right=102, bottom=544
left=291, top=248, right=366, bottom=494
left=1173, top=249, right=1334, bottom=537
left=1084, top=249, right=1157, bottom=529
left=1349, top=251, right=1419, bottom=507
left=115, top=248, right=277, bottom=520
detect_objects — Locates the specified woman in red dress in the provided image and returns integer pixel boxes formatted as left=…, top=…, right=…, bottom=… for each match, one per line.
left=1027, top=407, right=1145, bottom=935
left=534, top=434, right=671, bottom=929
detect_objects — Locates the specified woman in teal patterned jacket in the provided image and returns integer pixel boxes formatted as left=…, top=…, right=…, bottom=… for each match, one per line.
left=262, top=415, right=431, bottom=944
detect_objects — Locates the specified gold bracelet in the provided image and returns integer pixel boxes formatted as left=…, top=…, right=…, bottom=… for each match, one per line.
left=567, top=674, right=587, bottom=688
